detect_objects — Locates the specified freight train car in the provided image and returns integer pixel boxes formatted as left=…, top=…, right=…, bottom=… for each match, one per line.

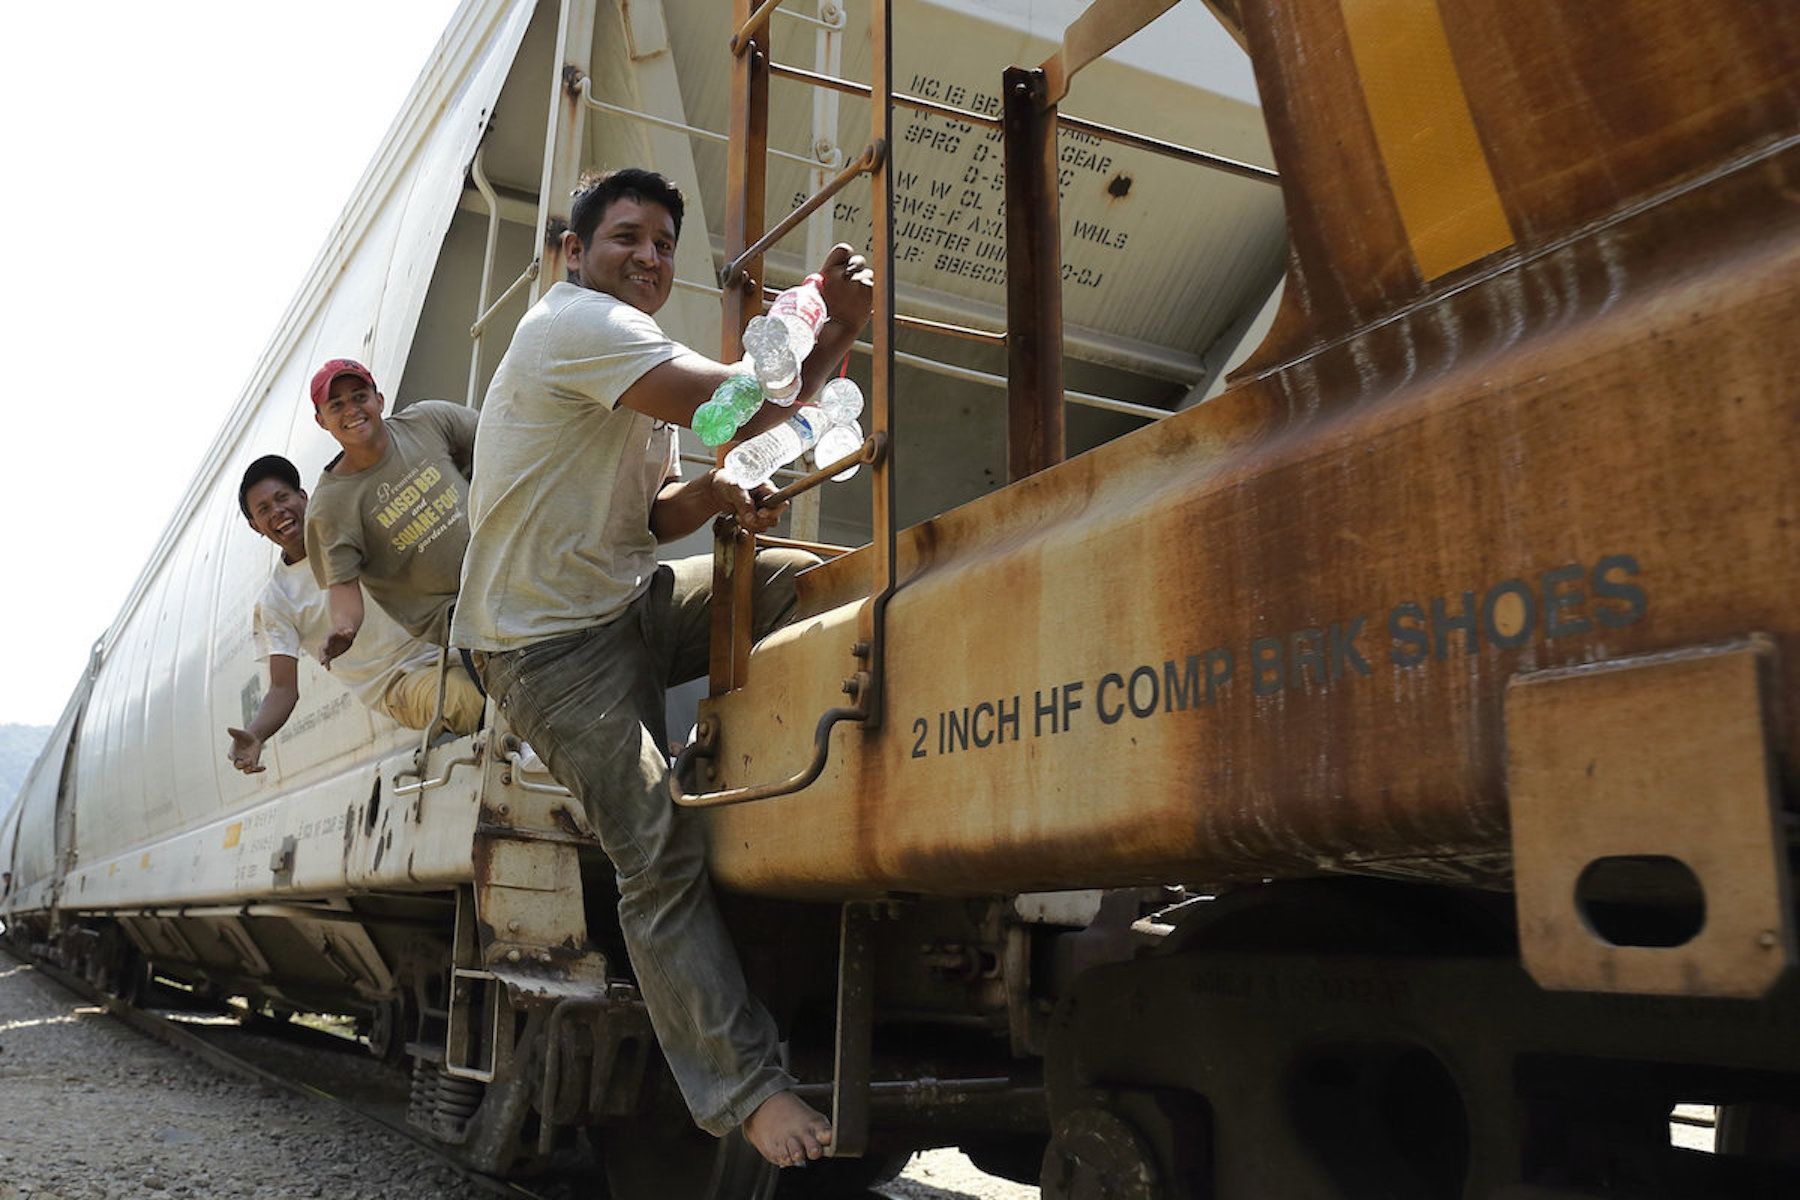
left=5, top=0, right=1798, bottom=1197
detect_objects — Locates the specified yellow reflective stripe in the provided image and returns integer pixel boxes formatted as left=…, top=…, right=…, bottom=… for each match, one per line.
left=1340, top=0, right=1514, bottom=279
left=223, top=822, right=243, bottom=849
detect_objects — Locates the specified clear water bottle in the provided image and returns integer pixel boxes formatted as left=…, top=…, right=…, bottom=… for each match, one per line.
left=813, top=417, right=865, bottom=482
left=742, top=316, right=801, bottom=403
left=817, top=377, right=864, bottom=426
left=767, top=273, right=829, bottom=347
left=720, top=405, right=824, bottom=488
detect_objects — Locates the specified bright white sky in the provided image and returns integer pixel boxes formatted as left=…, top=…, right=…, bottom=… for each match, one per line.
left=0, top=1, right=463, bottom=725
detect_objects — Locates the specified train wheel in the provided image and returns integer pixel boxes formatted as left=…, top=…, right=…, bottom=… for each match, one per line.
left=596, top=1120, right=776, bottom=1200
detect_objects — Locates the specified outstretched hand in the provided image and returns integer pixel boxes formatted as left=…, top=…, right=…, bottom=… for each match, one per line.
left=225, top=727, right=266, bottom=774
left=816, top=244, right=873, bottom=334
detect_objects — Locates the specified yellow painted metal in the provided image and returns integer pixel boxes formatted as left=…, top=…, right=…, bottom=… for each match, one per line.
left=1338, top=0, right=1514, bottom=279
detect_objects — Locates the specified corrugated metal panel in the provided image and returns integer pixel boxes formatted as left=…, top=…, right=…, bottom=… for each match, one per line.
left=65, top=0, right=537, bottom=886
left=649, top=0, right=1284, bottom=367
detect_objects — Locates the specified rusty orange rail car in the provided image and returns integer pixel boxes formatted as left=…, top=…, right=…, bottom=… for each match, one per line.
left=4, top=1, right=1797, bottom=1197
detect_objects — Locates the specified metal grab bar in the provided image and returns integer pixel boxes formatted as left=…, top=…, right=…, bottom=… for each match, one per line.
left=393, top=752, right=482, bottom=797
left=469, top=258, right=541, bottom=338
left=503, top=752, right=574, bottom=798
left=729, top=0, right=786, bottom=54
left=720, top=140, right=886, bottom=288
left=761, top=432, right=885, bottom=508
left=769, top=60, right=1280, bottom=182
left=671, top=700, right=867, bottom=809
left=674, top=275, right=1004, bottom=344
left=770, top=60, right=1003, bottom=131
left=576, top=75, right=837, bottom=170
left=756, top=533, right=853, bottom=559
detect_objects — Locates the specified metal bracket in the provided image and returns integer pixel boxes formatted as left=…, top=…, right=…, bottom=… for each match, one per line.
left=828, top=901, right=875, bottom=1158
left=1506, top=637, right=1794, bottom=998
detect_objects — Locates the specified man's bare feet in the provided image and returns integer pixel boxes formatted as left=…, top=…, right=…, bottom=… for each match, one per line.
left=742, top=1090, right=832, bottom=1168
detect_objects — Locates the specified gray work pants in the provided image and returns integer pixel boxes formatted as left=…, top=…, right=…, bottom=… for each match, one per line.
left=477, top=549, right=817, bottom=1136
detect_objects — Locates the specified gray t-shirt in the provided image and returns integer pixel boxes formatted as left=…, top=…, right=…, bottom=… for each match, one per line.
left=304, top=400, right=478, bottom=643
left=452, top=282, right=682, bottom=653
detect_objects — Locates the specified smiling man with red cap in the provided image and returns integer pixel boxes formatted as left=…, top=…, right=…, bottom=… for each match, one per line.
left=302, top=360, right=480, bottom=687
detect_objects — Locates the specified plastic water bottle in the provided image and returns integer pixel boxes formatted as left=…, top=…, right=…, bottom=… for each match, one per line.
left=750, top=274, right=829, bottom=404
left=695, top=373, right=764, bottom=446
left=742, top=316, right=801, bottom=404
left=817, top=377, right=864, bottom=426
left=721, top=406, right=824, bottom=488
left=814, top=417, right=865, bottom=482
left=767, top=274, right=829, bottom=349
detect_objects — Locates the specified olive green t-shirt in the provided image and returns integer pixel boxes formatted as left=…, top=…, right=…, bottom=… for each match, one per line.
left=305, top=400, right=478, bottom=644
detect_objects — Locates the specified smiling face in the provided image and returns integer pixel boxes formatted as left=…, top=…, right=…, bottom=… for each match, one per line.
left=244, top=476, right=308, bottom=561
left=313, top=374, right=386, bottom=455
left=564, top=195, right=677, bottom=314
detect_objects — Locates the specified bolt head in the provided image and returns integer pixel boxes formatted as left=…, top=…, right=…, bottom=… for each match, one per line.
left=506, top=948, right=522, bottom=963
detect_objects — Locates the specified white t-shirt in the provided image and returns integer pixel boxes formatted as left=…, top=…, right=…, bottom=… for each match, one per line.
left=253, top=557, right=440, bottom=713
left=453, top=282, right=682, bottom=652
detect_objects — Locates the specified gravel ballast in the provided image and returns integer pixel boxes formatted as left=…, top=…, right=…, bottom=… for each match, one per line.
left=0, top=953, right=1037, bottom=1200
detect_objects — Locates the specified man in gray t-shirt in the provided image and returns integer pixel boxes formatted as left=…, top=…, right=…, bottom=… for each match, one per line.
left=303, top=358, right=478, bottom=655
left=453, top=168, right=871, bottom=1170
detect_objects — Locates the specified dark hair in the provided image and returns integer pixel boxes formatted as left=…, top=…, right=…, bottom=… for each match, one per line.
left=238, top=454, right=302, bottom=520
left=567, top=168, right=685, bottom=246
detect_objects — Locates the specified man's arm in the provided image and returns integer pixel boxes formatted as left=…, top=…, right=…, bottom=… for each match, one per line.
left=649, top=472, right=786, bottom=542
left=636, top=244, right=872, bottom=541
left=226, top=655, right=299, bottom=774
left=320, top=581, right=365, bottom=668
left=619, top=244, right=874, bottom=438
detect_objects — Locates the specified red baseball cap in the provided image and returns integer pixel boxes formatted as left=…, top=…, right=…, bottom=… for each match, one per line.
left=309, top=358, right=378, bottom=409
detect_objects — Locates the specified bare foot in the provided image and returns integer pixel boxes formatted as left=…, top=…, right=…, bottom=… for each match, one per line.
left=742, top=1090, right=832, bottom=1168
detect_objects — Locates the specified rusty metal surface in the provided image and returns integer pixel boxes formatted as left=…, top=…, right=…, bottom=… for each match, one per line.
left=1003, top=66, right=1065, bottom=482
left=697, top=43, right=1800, bottom=898
left=1507, top=639, right=1794, bottom=998
left=1234, top=0, right=1800, bottom=379
left=710, top=0, right=771, bottom=697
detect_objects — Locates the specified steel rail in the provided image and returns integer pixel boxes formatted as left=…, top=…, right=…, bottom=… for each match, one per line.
left=466, top=145, right=503, bottom=407
left=771, top=60, right=1280, bottom=182
left=576, top=76, right=836, bottom=170
left=769, top=59, right=1003, bottom=130
left=674, top=275, right=1004, bottom=343
left=719, top=140, right=885, bottom=288
left=843, top=339, right=1172, bottom=421
left=1055, top=111, right=1279, bottom=183
left=469, top=259, right=541, bottom=339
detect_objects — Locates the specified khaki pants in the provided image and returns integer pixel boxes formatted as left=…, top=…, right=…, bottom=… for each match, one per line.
left=380, top=661, right=485, bottom=734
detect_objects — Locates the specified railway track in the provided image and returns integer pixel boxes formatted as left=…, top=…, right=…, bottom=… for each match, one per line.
left=5, top=945, right=562, bottom=1200
left=2, top=944, right=1030, bottom=1200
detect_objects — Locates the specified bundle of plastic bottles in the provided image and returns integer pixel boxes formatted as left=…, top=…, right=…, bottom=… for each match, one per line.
left=719, top=377, right=866, bottom=490
left=693, top=273, right=829, bottom=447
